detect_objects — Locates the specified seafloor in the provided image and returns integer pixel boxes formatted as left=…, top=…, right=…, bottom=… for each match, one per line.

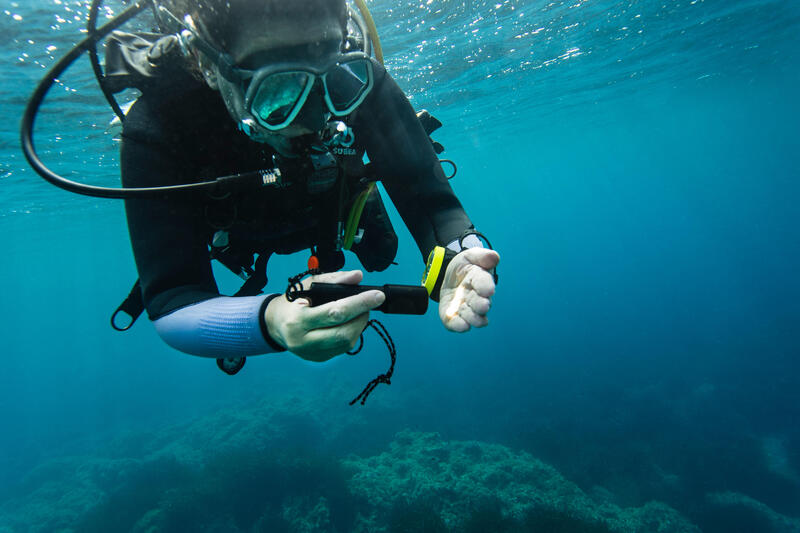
left=1, top=385, right=797, bottom=533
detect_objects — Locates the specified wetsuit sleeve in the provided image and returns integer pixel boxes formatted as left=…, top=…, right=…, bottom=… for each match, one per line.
left=120, top=95, right=289, bottom=358
left=121, top=127, right=220, bottom=320
left=153, top=294, right=285, bottom=357
left=356, top=64, right=474, bottom=261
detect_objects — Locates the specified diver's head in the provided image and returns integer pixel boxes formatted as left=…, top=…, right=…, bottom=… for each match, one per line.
left=158, top=0, right=348, bottom=53
left=156, top=0, right=371, bottom=154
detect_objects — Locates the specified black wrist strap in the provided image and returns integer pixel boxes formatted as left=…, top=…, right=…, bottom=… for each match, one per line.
left=258, top=294, right=288, bottom=352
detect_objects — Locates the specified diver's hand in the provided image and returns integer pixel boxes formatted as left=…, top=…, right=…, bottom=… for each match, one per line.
left=439, top=248, right=500, bottom=332
left=264, top=270, right=385, bottom=362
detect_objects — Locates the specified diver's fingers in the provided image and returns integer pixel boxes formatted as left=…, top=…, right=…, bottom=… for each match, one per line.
left=461, top=247, right=500, bottom=271
left=443, top=308, right=489, bottom=332
left=461, top=264, right=496, bottom=298
left=304, top=290, right=384, bottom=329
left=442, top=293, right=489, bottom=331
left=443, top=314, right=470, bottom=333
left=298, top=312, right=370, bottom=361
left=456, top=303, right=490, bottom=328
left=464, top=288, right=491, bottom=316
left=304, top=269, right=363, bottom=288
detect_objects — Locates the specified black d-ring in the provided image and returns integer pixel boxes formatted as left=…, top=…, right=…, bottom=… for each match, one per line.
left=217, top=357, right=246, bottom=375
left=111, top=279, right=144, bottom=331
left=111, top=308, right=135, bottom=331
left=439, top=159, right=457, bottom=179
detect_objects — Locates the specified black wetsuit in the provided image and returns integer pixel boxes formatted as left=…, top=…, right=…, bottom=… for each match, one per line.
left=121, top=60, right=472, bottom=322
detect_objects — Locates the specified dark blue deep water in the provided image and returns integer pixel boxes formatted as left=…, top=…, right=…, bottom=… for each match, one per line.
left=1, top=0, right=799, bottom=531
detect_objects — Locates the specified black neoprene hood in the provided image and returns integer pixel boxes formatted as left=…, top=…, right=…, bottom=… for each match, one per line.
left=157, top=0, right=349, bottom=53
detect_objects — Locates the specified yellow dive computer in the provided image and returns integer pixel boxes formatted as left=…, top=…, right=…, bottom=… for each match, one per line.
left=422, top=246, right=457, bottom=302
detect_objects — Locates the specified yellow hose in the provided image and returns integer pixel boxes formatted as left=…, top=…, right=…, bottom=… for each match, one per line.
left=342, top=183, right=375, bottom=250
left=342, top=0, right=382, bottom=250
left=352, top=0, right=384, bottom=65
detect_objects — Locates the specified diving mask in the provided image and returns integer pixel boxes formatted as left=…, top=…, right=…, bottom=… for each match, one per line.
left=222, top=53, right=374, bottom=131
left=161, top=7, right=373, bottom=134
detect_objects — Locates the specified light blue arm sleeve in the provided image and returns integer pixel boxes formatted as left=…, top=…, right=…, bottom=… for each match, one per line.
left=446, top=233, right=484, bottom=252
left=153, top=295, right=284, bottom=358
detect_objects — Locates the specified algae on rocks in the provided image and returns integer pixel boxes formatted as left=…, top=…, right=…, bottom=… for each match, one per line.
left=344, top=430, right=701, bottom=533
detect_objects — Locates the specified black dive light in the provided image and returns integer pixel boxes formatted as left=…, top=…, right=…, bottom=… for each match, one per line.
left=291, top=283, right=429, bottom=315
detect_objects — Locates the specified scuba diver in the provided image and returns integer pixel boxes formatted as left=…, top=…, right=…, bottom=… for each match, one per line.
left=22, top=0, right=500, bottom=376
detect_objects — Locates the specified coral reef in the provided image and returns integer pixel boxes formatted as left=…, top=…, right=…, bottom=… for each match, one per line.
left=387, top=499, right=448, bottom=532
left=344, top=430, right=699, bottom=533
left=0, top=410, right=703, bottom=532
left=704, top=492, right=800, bottom=533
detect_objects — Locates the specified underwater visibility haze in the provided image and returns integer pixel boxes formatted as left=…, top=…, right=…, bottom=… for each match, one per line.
left=1, top=0, right=799, bottom=531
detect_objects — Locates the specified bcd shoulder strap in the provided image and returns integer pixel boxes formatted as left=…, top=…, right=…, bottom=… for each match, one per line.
left=103, top=31, right=194, bottom=94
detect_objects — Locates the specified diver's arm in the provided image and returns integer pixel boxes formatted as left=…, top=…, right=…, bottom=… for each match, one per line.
left=152, top=294, right=285, bottom=357
left=151, top=275, right=386, bottom=360
left=357, top=63, right=473, bottom=258
left=120, top=98, right=283, bottom=357
left=121, top=97, right=220, bottom=319
left=356, top=66, right=500, bottom=330
left=122, top=129, right=291, bottom=357
left=151, top=269, right=385, bottom=361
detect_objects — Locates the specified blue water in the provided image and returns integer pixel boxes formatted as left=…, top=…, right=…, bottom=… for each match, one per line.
left=1, top=0, right=799, bottom=531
